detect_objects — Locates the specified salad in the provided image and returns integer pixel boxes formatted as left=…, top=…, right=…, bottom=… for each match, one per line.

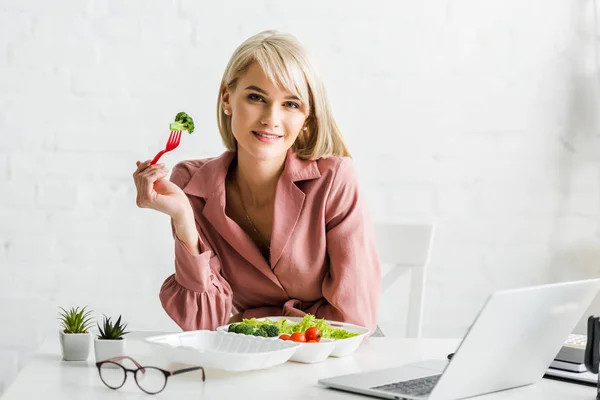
left=227, top=314, right=360, bottom=343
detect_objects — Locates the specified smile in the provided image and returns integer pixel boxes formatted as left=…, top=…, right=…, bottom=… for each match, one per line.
left=252, top=131, right=283, bottom=141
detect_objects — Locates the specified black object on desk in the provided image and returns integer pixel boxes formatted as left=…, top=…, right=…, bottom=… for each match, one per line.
left=584, top=315, right=600, bottom=399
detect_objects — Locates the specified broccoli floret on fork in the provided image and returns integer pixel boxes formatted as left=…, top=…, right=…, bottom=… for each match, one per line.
left=169, top=111, right=195, bottom=134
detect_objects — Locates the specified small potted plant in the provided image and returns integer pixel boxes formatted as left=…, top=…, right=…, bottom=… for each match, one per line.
left=94, top=314, right=130, bottom=365
left=58, top=306, right=94, bottom=361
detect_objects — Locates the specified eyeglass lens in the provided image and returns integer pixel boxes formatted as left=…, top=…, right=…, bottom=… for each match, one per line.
left=99, top=363, right=167, bottom=394
left=134, top=367, right=167, bottom=394
left=99, top=362, right=126, bottom=389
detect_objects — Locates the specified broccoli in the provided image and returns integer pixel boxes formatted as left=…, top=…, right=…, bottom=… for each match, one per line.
left=260, top=324, right=280, bottom=338
left=236, top=323, right=255, bottom=335
left=228, top=323, right=254, bottom=335
left=169, top=111, right=195, bottom=134
left=252, top=327, right=269, bottom=337
left=237, top=323, right=254, bottom=335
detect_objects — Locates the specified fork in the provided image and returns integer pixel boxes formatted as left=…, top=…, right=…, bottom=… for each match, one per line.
left=150, top=130, right=182, bottom=165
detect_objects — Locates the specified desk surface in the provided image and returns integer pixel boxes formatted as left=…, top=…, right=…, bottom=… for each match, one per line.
left=2, top=331, right=596, bottom=400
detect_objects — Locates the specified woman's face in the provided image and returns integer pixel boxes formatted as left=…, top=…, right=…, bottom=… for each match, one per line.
left=223, top=62, right=308, bottom=163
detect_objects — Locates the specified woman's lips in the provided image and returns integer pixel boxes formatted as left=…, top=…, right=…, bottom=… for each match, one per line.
left=252, top=131, right=283, bottom=143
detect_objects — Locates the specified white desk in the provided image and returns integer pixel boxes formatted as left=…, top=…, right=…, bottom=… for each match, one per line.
left=1, top=331, right=596, bottom=399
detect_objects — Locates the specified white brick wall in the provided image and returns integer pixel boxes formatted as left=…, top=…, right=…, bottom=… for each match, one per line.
left=1, top=0, right=600, bottom=395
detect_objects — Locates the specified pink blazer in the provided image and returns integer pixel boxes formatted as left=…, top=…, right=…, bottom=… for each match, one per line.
left=159, top=149, right=381, bottom=332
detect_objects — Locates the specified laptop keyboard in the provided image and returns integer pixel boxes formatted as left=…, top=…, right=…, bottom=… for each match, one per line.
left=371, top=374, right=441, bottom=396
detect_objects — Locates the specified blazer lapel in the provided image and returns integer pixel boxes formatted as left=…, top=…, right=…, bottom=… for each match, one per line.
left=182, top=151, right=281, bottom=288
left=269, top=150, right=321, bottom=267
left=202, top=187, right=281, bottom=287
left=269, top=178, right=305, bottom=267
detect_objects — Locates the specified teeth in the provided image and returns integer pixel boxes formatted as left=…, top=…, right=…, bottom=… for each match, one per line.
left=255, top=132, right=280, bottom=139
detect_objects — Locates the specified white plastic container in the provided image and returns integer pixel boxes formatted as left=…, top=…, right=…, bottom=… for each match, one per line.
left=144, top=330, right=300, bottom=372
left=288, top=339, right=336, bottom=363
left=217, top=316, right=370, bottom=362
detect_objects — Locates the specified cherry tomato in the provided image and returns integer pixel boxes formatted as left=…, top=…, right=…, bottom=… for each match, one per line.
left=290, top=332, right=306, bottom=342
left=279, top=334, right=291, bottom=340
left=305, top=327, right=321, bottom=341
left=307, top=339, right=318, bottom=343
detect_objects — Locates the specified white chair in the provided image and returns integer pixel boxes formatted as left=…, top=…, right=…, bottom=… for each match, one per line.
left=373, top=222, right=435, bottom=338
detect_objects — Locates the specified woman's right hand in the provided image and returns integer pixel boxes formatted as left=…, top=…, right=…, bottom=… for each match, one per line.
left=133, top=160, right=190, bottom=219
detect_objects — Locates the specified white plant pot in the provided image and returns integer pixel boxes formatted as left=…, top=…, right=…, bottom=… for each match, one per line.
left=59, top=331, right=92, bottom=361
left=94, top=337, right=126, bottom=366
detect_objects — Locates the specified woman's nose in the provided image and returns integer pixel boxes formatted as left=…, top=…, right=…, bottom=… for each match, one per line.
left=260, top=105, right=281, bottom=128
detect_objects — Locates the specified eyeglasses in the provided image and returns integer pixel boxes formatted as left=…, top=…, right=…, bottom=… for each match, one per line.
left=95, top=356, right=205, bottom=395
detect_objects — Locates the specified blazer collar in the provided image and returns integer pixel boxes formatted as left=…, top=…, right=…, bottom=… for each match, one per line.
left=182, top=148, right=321, bottom=199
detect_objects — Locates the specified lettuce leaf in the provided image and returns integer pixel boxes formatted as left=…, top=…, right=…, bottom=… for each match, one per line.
left=240, top=314, right=359, bottom=339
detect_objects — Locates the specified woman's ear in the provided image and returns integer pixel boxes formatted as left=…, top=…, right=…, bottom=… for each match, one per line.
left=304, top=115, right=312, bottom=131
left=221, top=85, right=231, bottom=109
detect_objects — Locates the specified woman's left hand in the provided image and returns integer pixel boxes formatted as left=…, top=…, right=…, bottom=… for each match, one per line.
left=228, top=313, right=243, bottom=324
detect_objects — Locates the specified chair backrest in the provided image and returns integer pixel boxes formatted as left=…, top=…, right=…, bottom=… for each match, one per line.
left=373, top=222, right=435, bottom=338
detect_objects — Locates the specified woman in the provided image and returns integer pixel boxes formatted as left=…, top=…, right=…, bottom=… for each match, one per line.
left=133, top=30, right=381, bottom=332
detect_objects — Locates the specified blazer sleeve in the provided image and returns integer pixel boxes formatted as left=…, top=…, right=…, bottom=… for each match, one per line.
left=158, top=163, right=234, bottom=331
left=314, top=158, right=381, bottom=332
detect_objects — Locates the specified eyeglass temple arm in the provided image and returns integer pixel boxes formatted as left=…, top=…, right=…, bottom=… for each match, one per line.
left=102, top=356, right=145, bottom=372
left=171, top=366, right=205, bottom=381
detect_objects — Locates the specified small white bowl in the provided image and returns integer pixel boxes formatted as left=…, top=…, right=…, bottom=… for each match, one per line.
left=288, top=339, right=336, bottom=363
left=329, top=333, right=365, bottom=357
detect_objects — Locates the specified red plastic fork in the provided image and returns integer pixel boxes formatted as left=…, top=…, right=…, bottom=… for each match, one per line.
left=150, top=130, right=182, bottom=165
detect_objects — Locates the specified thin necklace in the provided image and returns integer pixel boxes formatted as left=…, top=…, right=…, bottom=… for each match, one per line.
left=233, top=175, right=271, bottom=250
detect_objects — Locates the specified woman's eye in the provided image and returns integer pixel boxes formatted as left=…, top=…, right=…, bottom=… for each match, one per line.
left=284, top=101, right=300, bottom=109
left=247, top=93, right=264, bottom=102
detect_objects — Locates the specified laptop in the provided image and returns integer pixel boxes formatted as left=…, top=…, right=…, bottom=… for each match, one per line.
left=318, top=278, right=600, bottom=400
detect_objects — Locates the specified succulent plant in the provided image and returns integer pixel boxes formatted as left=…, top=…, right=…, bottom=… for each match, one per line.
left=58, top=306, right=94, bottom=334
left=97, top=314, right=130, bottom=340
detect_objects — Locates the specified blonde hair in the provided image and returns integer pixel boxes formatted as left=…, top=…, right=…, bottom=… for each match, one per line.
left=216, top=30, right=350, bottom=159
